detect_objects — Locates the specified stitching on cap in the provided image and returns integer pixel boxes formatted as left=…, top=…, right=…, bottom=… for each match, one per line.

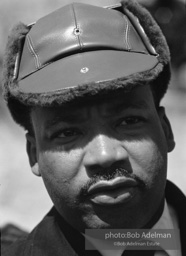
left=125, top=17, right=131, bottom=50
left=122, top=15, right=128, bottom=49
left=29, top=35, right=41, bottom=68
left=72, top=3, right=83, bottom=50
left=26, top=36, right=36, bottom=69
left=127, top=18, right=131, bottom=50
left=27, top=35, right=41, bottom=69
left=123, top=15, right=131, bottom=50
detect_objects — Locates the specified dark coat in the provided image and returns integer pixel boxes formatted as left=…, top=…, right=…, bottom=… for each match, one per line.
left=2, top=180, right=186, bottom=256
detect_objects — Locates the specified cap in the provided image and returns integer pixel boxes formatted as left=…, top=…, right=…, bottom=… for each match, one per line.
left=15, top=2, right=159, bottom=94
left=3, top=0, right=171, bottom=126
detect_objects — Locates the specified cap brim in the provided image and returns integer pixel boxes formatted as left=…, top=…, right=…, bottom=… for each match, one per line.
left=19, top=50, right=158, bottom=93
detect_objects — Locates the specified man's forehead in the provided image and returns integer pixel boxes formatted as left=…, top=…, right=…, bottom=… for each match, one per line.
left=31, top=86, right=153, bottom=123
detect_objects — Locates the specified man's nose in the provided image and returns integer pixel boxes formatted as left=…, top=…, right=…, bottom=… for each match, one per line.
left=83, top=134, right=128, bottom=171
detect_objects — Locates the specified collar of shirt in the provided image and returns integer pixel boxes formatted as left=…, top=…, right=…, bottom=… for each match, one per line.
left=153, top=201, right=181, bottom=256
left=83, top=201, right=182, bottom=256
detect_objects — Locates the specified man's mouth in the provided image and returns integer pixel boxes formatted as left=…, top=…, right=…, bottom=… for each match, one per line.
left=87, top=177, right=138, bottom=206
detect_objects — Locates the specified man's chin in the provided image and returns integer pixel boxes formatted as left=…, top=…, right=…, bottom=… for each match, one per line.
left=82, top=211, right=141, bottom=230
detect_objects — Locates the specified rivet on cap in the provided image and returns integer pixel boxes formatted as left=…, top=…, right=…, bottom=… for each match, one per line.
left=74, top=27, right=81, bottom=36
left=80, top=67, right=89, bottom=73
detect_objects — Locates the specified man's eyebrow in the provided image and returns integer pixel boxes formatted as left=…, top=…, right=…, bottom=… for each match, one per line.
left=111, top=100, right=150, bottom=113
left=44, top=112, right=86, bottom=129
left=44, top=101, right=149, bottom=128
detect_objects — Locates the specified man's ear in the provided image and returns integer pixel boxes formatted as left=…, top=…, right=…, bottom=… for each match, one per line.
left=26, top=133, right=41, bottom=176
left=157, top=107, right=175, bottom=153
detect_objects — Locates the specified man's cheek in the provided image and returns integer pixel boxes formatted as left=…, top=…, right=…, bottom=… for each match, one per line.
left=38, top=151, right=81, bottom=193
left=38, top=151, right=74, bottom=176
left=128, top=140, right=166, bottom=178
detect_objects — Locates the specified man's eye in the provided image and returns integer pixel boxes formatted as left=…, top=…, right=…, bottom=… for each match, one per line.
left=55, top=128, right=82, bottom=138
left=119, top=116, right=144, bottom=126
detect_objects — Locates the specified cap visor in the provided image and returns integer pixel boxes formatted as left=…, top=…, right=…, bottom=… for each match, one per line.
left=19, top=50, right=158, bottom=93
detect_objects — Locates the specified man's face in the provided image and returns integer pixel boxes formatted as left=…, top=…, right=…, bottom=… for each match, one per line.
left=28, top=85, right=174, bottom=231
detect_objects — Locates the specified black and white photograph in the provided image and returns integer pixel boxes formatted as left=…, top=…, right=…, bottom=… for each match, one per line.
left=1, top=1, right=186, bottom=255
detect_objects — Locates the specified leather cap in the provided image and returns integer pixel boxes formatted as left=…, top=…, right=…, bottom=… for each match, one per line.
left=14, top=2, right=158, bottom=94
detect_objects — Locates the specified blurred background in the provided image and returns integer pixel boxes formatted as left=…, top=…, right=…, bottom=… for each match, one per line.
left=0, top=0, right=186, bottom=234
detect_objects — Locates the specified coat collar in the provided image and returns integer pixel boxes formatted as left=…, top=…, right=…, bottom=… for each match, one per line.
left=165, top=180, right=186, bottom=254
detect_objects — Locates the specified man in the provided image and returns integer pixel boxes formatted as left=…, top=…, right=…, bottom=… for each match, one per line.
left=2, top=0, right=186, bottom=255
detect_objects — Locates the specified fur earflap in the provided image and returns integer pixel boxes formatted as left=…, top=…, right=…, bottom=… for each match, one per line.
left=2, top=22, right=30, bottom=101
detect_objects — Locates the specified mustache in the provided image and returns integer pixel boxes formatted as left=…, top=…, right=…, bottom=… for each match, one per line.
left=78, top=167, right=146, bottom=199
